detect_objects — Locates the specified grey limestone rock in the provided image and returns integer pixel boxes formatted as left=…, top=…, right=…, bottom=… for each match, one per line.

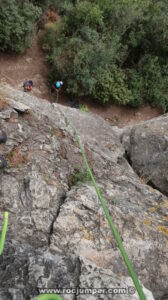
left=122, top=115, right=168, bottom=195
left=0, top=84, right=167, bottom=300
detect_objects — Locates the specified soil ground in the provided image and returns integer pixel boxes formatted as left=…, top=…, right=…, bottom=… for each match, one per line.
left=0, top=33, right=162, bottom=128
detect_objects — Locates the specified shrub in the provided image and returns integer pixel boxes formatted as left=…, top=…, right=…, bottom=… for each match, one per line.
left=79, top=104, right=89, bottom=112
left=92, top=65, right=133, bottom=105
left=0, top=0, right=42, bottom=53
left=43, top=21, right=62, bottom=51
left=68, top=167, right=91, bottom=186
left=43, top=0, right=168, bottom=111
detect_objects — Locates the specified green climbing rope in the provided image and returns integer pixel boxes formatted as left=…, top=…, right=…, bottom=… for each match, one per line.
left=65, top=113, right=147, bottom=300
left=56, top=91, right=59, bottom=103
left=36, top=294, right=62, bottom=300
left=0, top=211, right=8, bottom=255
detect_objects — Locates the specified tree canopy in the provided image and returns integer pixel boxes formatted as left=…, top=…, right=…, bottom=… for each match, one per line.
left=0, top=0, right=168, bottom=111
left=43, top=0, right=168, bottom=111
left=0, top=0, right=41, bottom=53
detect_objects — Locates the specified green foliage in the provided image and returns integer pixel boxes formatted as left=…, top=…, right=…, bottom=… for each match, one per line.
left=43, top=0, right=168, bottom=111
left=43, top=22, right=60, bottom=51
left=142, top=56, right=168, bottom=113
left=0, top=0, right=42, bottom=53
left=69, top=167, right=91, bottom=186
left=92, top=65, right=132, bottom=105
left=79, top=104, right=89, bottom=112
left=64, top=1, right=104, bottom=35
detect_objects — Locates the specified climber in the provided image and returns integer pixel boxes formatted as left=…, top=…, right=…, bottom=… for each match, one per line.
left=52, top=81, right=63, bottom=93
left=0, top=130, right=7, bottom=169
left=23, top=80, right=33, bottom=92
left=51, top=80, right=63, bottom=102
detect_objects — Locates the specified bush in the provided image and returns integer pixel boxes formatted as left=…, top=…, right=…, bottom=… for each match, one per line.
left=43, top=0, right=168, bottom=111
left=79, top=104, right=89, bottom=112
left=0, top=0, right=42, bottom=53
left=68, top=167, right=91, bottom=186
left=43, top=22, right=61, bottom=51
left=92, top=65, right=133, bottom=105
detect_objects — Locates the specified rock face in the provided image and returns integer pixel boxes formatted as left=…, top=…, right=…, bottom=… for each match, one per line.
left=0, top=84, right=167, bottom=300
left=122, top=115, right=168, bottom=196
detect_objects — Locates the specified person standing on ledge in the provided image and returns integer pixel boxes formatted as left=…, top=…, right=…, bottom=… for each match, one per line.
left=0, top=130, right=7, bottom=169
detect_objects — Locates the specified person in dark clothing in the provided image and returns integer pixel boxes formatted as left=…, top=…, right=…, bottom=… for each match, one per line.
left=0, top=130, right=7, bottom=169
left=23, top=80, right=33, bottom=92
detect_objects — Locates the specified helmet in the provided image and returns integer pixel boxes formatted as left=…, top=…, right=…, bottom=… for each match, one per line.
left=60, top=81, right=63, bottom=85
left=56, top=82, right=61, bottom=88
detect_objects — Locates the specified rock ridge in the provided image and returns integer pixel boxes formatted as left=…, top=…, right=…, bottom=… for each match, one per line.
left=0, top=84, right=167, bottom=299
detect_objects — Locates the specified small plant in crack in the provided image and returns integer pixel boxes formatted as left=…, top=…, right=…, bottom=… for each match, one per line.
left=79, top=104, right=89, bottom=112
left=6, top=150, right=14, bottom=158
left=68, top=167, right=91, bottom=187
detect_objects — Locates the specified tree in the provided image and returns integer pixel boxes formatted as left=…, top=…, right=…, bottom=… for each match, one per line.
left=43, top=0, right=168, bottom=111
left=0, top=0, right=42, bottom=53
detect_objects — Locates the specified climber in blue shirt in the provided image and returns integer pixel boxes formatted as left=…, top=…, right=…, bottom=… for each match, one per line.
left=52, top=81, right=63, bottom=93
left=51, top=81, right=63, bottom=102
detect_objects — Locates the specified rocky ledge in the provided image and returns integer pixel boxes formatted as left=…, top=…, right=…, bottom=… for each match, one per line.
left=0, top=84, right=167, bottom=300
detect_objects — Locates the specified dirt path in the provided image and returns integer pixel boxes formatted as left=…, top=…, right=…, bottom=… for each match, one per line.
left=0, top=33, right=162, bottom=127
left=60, top=96, right=162, bottom=128
left=0, top=31, right=50, bottom=101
